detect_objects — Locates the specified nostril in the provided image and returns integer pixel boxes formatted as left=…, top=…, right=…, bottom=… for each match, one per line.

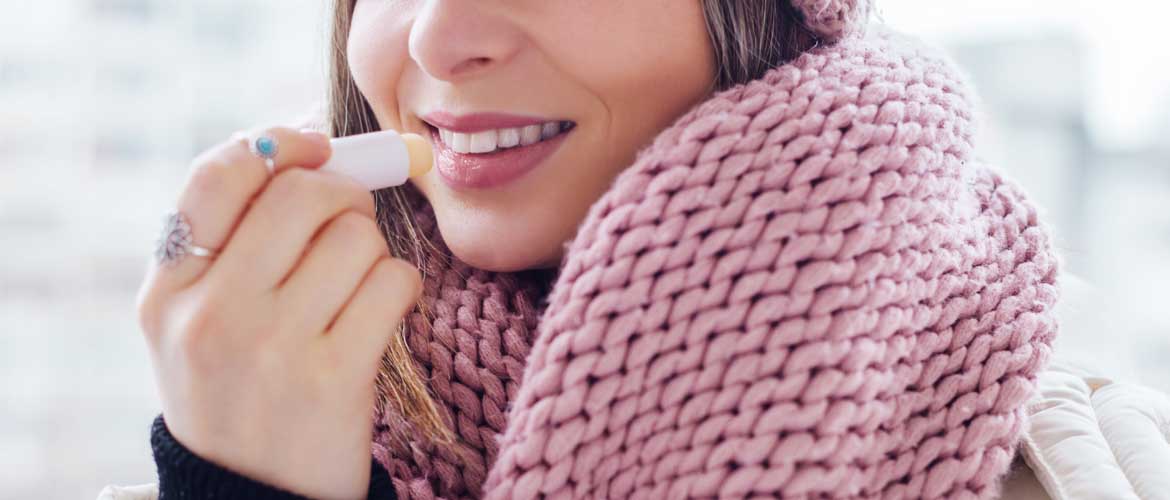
left=450, top=57, right=493, bottom=76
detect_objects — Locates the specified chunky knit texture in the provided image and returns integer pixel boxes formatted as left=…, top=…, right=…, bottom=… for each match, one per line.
left=791, top=0, right=873, bottom=41
left=371, top=26, right=1060, bottom=499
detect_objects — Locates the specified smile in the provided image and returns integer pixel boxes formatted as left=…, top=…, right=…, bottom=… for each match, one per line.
left=421, top=111, right=576, bottom=190
left=435, top=121, right=574, bottom=154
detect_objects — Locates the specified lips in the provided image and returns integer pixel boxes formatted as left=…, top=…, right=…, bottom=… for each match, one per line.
left=421, top=111, right=575, bottom=190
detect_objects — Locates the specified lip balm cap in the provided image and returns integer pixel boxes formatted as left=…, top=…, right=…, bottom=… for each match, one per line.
left=318, top=130, right=434, bottom=190
left=402, top=133, right=433, bottom=178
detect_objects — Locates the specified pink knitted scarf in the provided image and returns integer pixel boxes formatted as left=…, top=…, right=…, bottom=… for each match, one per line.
left=370, top=25, right=1059, bottom=500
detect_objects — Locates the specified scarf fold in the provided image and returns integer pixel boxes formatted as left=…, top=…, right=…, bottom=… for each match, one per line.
left=372, top=27, right=1059, bottom=500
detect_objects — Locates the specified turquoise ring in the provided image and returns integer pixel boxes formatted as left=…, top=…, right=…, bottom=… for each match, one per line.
left=248, top=134, right=279, bottom=174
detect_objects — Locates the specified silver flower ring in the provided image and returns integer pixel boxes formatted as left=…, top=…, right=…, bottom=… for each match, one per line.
left=154, top=211, right=219, bottom=266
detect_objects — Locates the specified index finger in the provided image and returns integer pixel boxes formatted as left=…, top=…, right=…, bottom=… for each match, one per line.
left=143, top=126, right=335, bottom=294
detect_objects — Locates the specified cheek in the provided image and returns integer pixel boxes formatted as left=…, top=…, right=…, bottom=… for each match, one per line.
left=592, top=12, right=712, bottom=107
left=347, top=5, right=414, bottom=130
left=539, top=1, right=714, bottom=165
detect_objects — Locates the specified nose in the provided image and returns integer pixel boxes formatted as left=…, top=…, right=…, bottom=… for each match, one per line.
left=408, top=1, right=524, bottom=82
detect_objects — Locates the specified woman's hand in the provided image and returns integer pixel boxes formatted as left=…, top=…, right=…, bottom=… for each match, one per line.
left=134, top=127, right=422, bottom=500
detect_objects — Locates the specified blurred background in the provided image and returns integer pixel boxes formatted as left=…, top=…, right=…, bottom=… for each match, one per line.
left=1, top=0, right=1167, bottom=498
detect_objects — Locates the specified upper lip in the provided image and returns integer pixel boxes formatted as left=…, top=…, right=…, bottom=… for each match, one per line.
left=420, top=110, right=567, bottom=133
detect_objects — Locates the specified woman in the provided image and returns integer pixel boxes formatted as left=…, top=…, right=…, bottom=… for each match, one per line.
left=129, top=0, right=1060, bottom=498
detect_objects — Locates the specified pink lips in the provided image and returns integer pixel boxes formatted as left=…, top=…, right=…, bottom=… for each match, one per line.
left=422, top=111, right=573, bottom=190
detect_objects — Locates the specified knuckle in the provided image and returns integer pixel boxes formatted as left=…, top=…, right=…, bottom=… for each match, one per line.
left=320, top=173, right=374, bottom=215
left=399, top=261, right=423, bottom=300
left=185, top=157, right=231, bottom=198
left=331, top=210, right=374, bottom=234
left=267, top=167, right=317, bottom=199
left=260, top=125, right=292, bottom=137
left=175, top=294, right=231, bottom=361
left=372, top=257, right=419, bottom=291
left=346, top=182, right=377, bottom=215
left=331, top=212, right=385, bottom=253
left=364, top=258, right=422, bottom=320
left=370, top=257, right=399, bottom=282
left=355, top=189, right=376, bottom=216
left=175, top=285, right=232, bottom=344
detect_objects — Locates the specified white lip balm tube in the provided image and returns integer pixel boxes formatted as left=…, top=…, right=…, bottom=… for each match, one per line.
left=318, top=130, right=433, bottom=190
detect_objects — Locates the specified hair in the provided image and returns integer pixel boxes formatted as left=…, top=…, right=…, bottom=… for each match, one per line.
left=327, top=1, right=819, bottom=445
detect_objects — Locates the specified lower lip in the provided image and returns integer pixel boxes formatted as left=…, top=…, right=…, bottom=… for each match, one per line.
left=429, top=127, right=571, bottom=190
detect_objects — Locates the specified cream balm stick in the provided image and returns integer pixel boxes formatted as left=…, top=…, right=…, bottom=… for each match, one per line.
left=318, top=130, right=433, bottom=190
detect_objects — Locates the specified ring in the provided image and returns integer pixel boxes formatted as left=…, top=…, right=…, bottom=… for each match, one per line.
left=154, top=211, right=220, bottom=266
left=248, top=133, right=279, bottom=175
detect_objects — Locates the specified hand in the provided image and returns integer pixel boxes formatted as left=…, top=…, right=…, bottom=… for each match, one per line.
left=135, top=127, right=422, bottom=500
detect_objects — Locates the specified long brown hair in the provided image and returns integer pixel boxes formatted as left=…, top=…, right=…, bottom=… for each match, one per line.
left=328, top=0, right=818, bottom=444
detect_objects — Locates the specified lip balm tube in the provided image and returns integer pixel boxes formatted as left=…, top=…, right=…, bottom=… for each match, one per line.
left=318, top=130, right=433, bottom=190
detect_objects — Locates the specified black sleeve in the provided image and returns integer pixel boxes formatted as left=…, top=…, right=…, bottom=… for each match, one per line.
left=151, top=413, right=397, bottom=500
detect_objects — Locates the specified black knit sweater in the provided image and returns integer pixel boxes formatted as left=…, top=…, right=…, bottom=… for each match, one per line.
left=151, top=414, right=397, bottom=499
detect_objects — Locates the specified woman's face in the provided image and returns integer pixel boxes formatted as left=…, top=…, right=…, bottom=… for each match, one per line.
left=348, top=0, right=715, bottom=271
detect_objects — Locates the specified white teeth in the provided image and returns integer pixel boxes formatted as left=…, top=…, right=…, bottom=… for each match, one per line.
left=498, top=128, right=520, bottom=148
left=468, top=130, right=498, bottom=153
left=450, top=132, right=471, bottom=154
left=520, top=125, right=543, bottom=146
left=435, top=120, right=571, bottom=154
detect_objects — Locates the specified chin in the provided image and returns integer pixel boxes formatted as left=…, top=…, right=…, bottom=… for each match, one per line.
left=434, top=214, right=563, bottom=272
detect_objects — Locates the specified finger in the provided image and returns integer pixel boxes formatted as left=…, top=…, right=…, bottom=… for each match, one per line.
left=143, top=126, right=332, bottom=294
left=277, top=211, right=389, bottom=335
left=325, top=258, right=422, bottom=362
left=206, top=167, right=376, bottom=290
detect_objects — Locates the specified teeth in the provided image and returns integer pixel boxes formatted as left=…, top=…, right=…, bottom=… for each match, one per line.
left=498, top=128, right=520, bottom=148
left=450, top=132, right=471, bottom=154
left=520, top=125, right=543, bottom=146
left=434, top=121, right=570, bottom=154
left=468, top=130, right=498, bottom=153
